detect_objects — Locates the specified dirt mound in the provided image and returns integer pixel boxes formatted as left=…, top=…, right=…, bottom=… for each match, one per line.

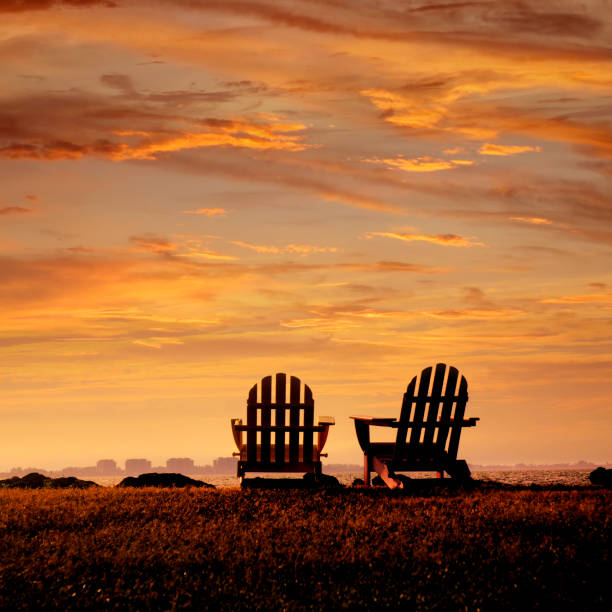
left=116, top=473, right=215, bottom=488
left=0, top=472, right=98, bottom=489
left=589, top=467, right=612, bottom=487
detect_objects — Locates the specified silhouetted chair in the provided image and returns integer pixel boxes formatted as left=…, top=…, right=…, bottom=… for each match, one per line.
left=351, top=363, right=479, bottom=485
left=231, top=373, right=335, bottom=478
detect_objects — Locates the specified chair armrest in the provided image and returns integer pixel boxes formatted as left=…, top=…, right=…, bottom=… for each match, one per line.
left=233, top=425, right=328, bottom=432
left=231, top=418, right=243, bottom=450
left=350, top=415, right=397, bottom=427
left=349, top=416, right=393, bottom=452
left=317, top=418, right=335, bottom=452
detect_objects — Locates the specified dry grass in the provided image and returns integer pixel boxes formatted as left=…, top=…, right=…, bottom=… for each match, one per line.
left=0, top=486, right=609, bottom=610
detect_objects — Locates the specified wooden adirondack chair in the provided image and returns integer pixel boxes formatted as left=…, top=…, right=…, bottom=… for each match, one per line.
left=351, top=363, right=479, bottom=485
left=231, top=373, right=335, bottom=478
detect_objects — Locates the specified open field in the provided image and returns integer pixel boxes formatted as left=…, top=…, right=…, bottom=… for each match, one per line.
left=1, top=486, right=610, bottom=610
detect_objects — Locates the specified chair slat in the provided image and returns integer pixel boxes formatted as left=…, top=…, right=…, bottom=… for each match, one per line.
left=274, top=373, right=286, bottom=463
left=447, top=376, right=468, bottom=460
left=246, top=383, right=258, bottom=463
left=408, top=366, right=432, bottom=450
left=289, top=376, right=301, bottom=463
left=436, top=366, right=459, bottom=453
left=393, top=375, right=417, bottom=462
left=422, top=363, right=446, bottom=450
left=302, top=384, right=314, bottom=463
left=260, top=376, right=272, bottom=464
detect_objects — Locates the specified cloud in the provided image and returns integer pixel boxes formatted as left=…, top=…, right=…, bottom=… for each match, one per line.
left=130, top=234, right=238, bottom=261
left=254, top=260, right=443, bottom=275
left=479, top=143, right=542, bottom=156
left=0, top=91, right=312, bottom=162
left=492, top=179, right=612, bottom=237
left=427, top=307, right=524, bottom=319
left=231, top=241, right=280, bottom=254
left=285, top=244, right=338, bottom=255
left=540, top=293, right=612, bottom=305
left=0, top=206, right=33, bottom=215
left=129, top=234, right=178, bottom=254
left=361, top=86, right=612, bottom=159
left=181, top=208, right=227, bottom=216
left=230, top=241, right=338, bottom=256
left=165, top=149, right=401, bottom=213
left=111, top=127, right=310, bottom=160
left=369, top=231, right=484, bottom=247
left=365, top=156, right=474, bottom=173
left=175, top=251, right=238, bottom=261
left=0, top=0, right=117, bottom=12
left=100, top=73, right=136, bottom=95
left=173, top=0, right=608, bottom=54
left=510, top=217, right=553, bottom=225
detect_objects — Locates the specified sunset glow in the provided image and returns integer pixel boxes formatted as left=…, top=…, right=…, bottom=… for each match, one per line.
left=1, top=0, right=610, bottom=470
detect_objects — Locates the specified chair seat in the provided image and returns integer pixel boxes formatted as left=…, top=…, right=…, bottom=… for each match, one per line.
left=367, top=442, right=447, bottom=463
left=239, top=444, right=320, bottom=463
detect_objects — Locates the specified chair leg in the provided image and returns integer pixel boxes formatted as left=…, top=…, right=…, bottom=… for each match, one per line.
left=364, top=454, right=371, bottom=487
left=445, top=459, right=471, bottom=482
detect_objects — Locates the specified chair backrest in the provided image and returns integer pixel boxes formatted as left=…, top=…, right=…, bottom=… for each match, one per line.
left=393, top=363, right=469, bottom=462
left=246, top=373, right=315, bottom=465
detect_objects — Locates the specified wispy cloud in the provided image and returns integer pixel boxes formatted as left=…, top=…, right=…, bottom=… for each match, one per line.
left=510, top=216, right=553, bottom=225
left=479, top=143, right=542, bottom=156
left=1, top=0, right=116, bottom=12
left=231, top=241, right=338, bottom=256
left=541, top=293, right=612, bottom=304
left=182, top=208, right=227, bottom=216
left=285, top=244, right=338, bottom=255
left=0, top=206, right=33, bottom=215
left=130, top=234, right=237, bottom=261
left=426, top=308, right=524, bottom=320
left=175, top=251, right=238, bottom=261
left=130, top=234, right=178, bottom=253
left=0, top=91, right=312, bottom=161
left=231, top=241, right=280, bottom=254
left=369, top=231, right=484, bottom=247
left=365, top=156, right=474, bottom=173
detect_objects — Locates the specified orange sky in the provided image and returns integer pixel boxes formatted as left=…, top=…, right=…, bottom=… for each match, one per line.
left=1, top=0, right=611, bottom=470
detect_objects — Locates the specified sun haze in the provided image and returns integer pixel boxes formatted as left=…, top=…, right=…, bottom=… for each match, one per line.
left=1, top=0, right=610, bottom=470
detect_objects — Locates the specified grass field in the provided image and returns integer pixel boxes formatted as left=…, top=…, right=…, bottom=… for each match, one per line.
left=1, top=486, right=609, bottom=610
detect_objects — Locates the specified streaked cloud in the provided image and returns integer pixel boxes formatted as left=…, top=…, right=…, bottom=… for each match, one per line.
left=479, top=143, right=542, bottom=156
left=369, top=232, right=484, bottom=247
left=541, top=293, right=612, bottom=305
left=427, top=308, right=524, bottom=320
left=1, top=0, right=116, bottom=12
left=0, top=206, right=33, bottom=215
left=285, top=244, right=338, bottom=256
left=510, top=217, right=553, bottom=225
left=182, top=208, right=227, bottom=216
left=130, top=234, right=178, bottom=254
left=231, top=241, right=338, bottom=256
left=130, top=234, right=238, bottom=261
left=231, top=241, right=280, bottom=254
left=0, top=88, right=311, bottom=162
left=365, top=156, right=474, bottom=173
